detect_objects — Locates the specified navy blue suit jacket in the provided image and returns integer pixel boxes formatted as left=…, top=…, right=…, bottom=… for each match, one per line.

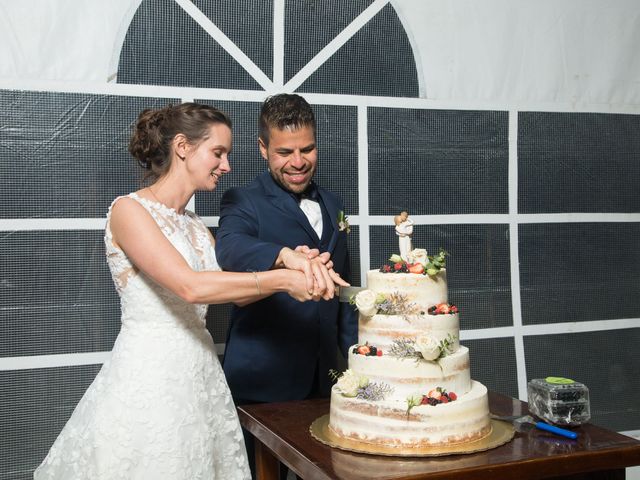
left=216, top=171, right=357, bottom=403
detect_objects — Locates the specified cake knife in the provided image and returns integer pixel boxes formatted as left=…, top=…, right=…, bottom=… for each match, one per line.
left=491, top=414, right=578, bottom=439
left=337, top=286, right=365, bottom=303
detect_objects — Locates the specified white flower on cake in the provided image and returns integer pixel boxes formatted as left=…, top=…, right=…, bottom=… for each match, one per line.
left=354, top=289, right=378, bottom=317
left=389, top=334, right=456, bottom=363
left=407, top=248, right=428, bottom=267
left=336, top=369, right=368, bottom=397
left=388, top=254, right=403, bottom=264
left=414, top=334, right=441, bottom=361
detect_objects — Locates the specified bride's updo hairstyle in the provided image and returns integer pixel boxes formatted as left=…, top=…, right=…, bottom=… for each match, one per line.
left=129, top=102, right=232, bottom=181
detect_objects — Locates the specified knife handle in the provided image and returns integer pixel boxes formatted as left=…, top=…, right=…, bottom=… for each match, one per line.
left=534, top=421, right=578, bottom=439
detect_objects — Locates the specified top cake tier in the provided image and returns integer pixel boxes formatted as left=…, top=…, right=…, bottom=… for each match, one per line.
left=366, top=269, right=448, bottom=310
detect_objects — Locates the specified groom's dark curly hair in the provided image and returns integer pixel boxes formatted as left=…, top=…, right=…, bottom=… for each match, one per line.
left=259, top=93, right=316, bottom=145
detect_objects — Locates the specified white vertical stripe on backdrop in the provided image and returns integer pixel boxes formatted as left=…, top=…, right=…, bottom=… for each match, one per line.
left=508, top=110, right=529, bottom=400
left=272, top=0, right=285, bottom=88
left=357, top=105, right=371, bottom=284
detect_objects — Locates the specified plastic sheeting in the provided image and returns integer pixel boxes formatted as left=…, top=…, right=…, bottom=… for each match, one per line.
left=0, top=2, right=639, bottom=478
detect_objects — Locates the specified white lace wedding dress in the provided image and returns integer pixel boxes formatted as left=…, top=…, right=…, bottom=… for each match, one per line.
left=34, top=193, right=251, bottom=480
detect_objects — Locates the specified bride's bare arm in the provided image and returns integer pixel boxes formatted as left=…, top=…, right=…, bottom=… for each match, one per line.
left=110, top=197, right=312, bottom=305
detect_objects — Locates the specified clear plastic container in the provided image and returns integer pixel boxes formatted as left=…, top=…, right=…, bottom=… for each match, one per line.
left=527, top=377, right=590, bottom=426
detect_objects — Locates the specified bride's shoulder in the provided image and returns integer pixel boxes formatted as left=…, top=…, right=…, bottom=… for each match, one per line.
left=108, top=193, right=149, bottom=221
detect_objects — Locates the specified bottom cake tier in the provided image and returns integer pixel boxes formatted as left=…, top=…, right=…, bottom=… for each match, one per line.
left=329, top=380, right=490, bottom=448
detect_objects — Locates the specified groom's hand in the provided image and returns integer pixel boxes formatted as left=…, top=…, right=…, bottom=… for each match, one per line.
left=277, top=247, right=349, bottom=299
left=296, top=247, right=350, bottom=290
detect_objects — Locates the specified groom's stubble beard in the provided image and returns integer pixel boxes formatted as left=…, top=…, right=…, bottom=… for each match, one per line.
left=267, top=154, right=318, bottom=194
left=268, top=162, right=318, bottom=195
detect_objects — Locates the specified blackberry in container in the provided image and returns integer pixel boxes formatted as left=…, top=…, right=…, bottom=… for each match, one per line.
left=527, top=377, right=590, bottom=427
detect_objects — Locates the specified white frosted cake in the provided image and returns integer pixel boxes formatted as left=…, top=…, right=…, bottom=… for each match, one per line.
left=328, top=249, right=491, bottom=448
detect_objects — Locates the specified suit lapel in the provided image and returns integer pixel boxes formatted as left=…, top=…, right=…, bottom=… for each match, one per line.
left=318, top=188, right=339, bottom=253
left=260, top=172, right=320, bottom=245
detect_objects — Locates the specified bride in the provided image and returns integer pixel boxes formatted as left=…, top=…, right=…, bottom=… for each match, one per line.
left=34, top=102, right=346, bottom=479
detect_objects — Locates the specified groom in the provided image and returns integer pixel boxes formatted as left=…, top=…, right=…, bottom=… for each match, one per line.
left=215, top=93, right=357, bottom=475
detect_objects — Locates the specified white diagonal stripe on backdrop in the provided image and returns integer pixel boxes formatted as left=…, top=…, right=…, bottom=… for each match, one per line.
left=174, top=0, right=274, bottom=92
left=283, top=0, right=390, bottom=92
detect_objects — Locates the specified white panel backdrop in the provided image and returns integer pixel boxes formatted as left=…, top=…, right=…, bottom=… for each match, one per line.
left=1, top=0, right=639, bottom=106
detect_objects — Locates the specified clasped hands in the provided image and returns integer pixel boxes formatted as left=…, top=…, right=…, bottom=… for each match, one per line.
left=278, top=246, right=349, bottom=301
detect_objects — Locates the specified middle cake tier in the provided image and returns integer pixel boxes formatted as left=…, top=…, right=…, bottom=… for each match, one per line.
left=358, top=312, right=460, bottom=351
left=348, top=345, right=471, bottom=397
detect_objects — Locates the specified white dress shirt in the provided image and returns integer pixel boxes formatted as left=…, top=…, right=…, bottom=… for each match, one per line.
left=299, top=198, right=323, bottom=239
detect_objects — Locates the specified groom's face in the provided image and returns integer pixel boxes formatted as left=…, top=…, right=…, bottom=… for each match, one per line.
left=259, top=125, right=318, bottom=195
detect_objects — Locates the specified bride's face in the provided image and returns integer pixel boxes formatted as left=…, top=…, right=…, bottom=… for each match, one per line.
left=185, top=123, right=232, bottom=191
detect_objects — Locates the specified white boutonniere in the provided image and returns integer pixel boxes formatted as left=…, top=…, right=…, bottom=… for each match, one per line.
left=337, top=210, right=350, bottom=233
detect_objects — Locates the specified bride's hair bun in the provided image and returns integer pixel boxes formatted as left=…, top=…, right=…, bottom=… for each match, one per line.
left=128, top=103, right=232, bottom=181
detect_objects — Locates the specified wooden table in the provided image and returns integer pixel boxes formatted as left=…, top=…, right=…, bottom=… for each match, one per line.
left=237, top=391, right=640, bottom=480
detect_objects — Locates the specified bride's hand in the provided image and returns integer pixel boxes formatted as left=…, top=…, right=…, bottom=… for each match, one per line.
left=294, top=245, right=320, bottom=258
left=277, top=247, right=317, bottom=294
left=285, top=271, right=316, bottom=302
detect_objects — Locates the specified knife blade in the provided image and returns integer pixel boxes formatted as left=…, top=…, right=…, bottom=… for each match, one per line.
left=337, top=286, right=365, bottom=303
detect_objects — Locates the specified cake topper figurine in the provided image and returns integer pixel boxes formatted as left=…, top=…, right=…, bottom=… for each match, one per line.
left=394, top=211, right=414, bottom=262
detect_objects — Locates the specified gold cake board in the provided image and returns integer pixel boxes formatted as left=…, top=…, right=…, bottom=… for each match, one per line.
left=310, top=415, right=514, bottom=457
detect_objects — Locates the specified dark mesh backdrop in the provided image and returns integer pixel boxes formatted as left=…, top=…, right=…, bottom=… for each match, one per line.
left=192, top=0, right=273, bottom=81
left=519, top=222, right=640, bottom=325
left=1, top=231, right=119, bottom=357
left=519, top=112, right=640, bottom=213
left=0, top=91, right=176, bottom=219
left=464, top=337, right=518, bottom=399
left=117, top=0, right=264, bottom=89
left=284, top=0, right=374, bottom=83
left=293, top=3, right=419, bottom=97
left=368, top=107, right=509, bottom=215
left=311, top=104, right=359, bottom=214
left=1, top=365, right=102, bottom=480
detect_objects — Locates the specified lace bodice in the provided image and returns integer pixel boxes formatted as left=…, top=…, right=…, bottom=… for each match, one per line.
left=104, top=193, right=219, bottom=329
